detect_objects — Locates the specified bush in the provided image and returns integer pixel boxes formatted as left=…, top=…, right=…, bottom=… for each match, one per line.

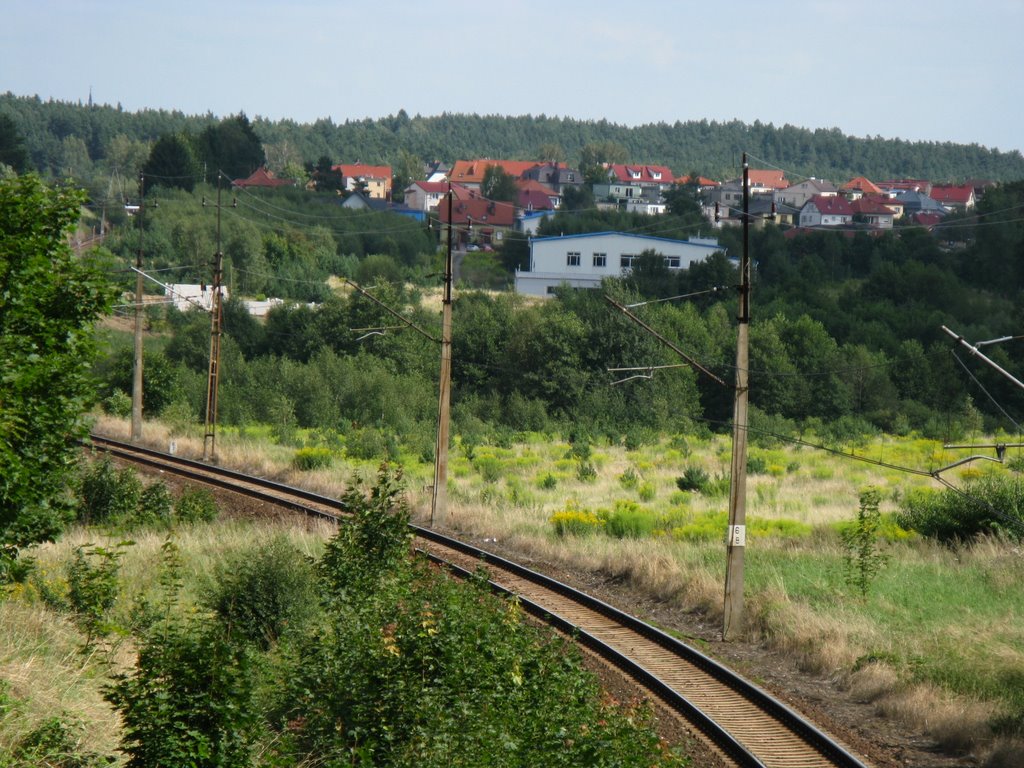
left=66, top=541, right=130, bottom=645
left=602, top=500, right=657, bottom=539
left=292, top=446, right=333, bottom=471
left=77, top=458, right=143, bottom=524
left=550, top=502, right=603, bottom=537
left=637, top=482, right=656, bottom=502
left=576, top=460, right=598, bottom=483
left=174, top=487, right=218, bottom=524
left=104, top=389, right=132, bottom=418
left=896, top=476, right=1024, bottom=543
left=619, top=467, right=639, bottom=489
left=137, top=482, right=174, bottom=526
left=205, top=537, right=317, bottom=649
left=538, top=473, right=558, bottom=490
left=676, top=465, right=709, bottom=493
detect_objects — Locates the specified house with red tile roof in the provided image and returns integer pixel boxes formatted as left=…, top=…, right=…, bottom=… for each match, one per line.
left=516, top=179, right=560, bottom=210
left=842, top=177, right=883, bottom=199
left=437, top=195, right=516, bottom=249
left=333, top=163, right=393, bottom=199
left=850, top=197, right=894, bottom=229
left=403, top=181, right=475, bottom=212
left=929, top=184, right=976, bottom=212
left=232, top=167, right=294, bottom=188
left=864, top=194, right=904, bottom=219
left=799, top=195, right=853, bottom=227
left=606, top=163, right=676, bottom=189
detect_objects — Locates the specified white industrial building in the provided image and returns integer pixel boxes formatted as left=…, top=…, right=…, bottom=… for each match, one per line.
left=515, top=232, right=724, bottom=297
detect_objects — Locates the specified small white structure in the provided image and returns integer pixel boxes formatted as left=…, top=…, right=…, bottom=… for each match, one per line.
left=515, top=232, right=724, bottom=297
left=164, top=284, right=229, bottom=312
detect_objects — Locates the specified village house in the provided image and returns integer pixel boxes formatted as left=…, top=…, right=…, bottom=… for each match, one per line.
left=515, top=232, right=724, bottom=297
left=929, top=184, right=976, bottom=213
left=774, top=178, right=837, bottom=208
left=850, top=197, right=895, bottom=229
left=799, top=195, right=854, bottom=227
left=333, top=163, right=393, bottom=199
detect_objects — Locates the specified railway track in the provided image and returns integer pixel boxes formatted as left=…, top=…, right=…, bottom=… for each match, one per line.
left=89, top=434, right=872, bottom=768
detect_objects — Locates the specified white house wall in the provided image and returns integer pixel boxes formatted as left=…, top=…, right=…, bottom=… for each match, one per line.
left=517, top=233, right=722, bottom=297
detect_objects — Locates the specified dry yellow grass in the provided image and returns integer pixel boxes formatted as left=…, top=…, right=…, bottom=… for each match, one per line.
left=82, top=414, right=1024, bottom=763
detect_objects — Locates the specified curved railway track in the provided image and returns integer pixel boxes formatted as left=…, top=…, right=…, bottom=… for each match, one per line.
left=89, top=434, right=872, bottom=768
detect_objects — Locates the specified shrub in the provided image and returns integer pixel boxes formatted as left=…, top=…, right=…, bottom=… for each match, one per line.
left=896, top=476, right=1024, bottom=543
left=676, top=465, right=709, bottom=493
left=77, top=458, right=143, bottom=524
left=104, top=389, right=132, bottom=418
left=7, top=715, right=112, bottom=767
left=576, top=460, right=598, bottom=483
left=137, top=482, right=174, bottom=526
left=538, top=473, right=558, bottom=490
left=174, top=487, right=219, bottom=524
left=292, top=446, right=333, bottom=471
left=637, top=482, right=656, bottom=502
left=842, top=487, right=889, bottom=597
left=66, top=541, right=130, bottom=646
left=474, top=455, right=503, bottom=483
left=602, top=500, right=657, bottom=539
left=746, top=454, right=768, bottom=474
left=205, top=537, right=317, bottom=649
left=619, top=466, right=639, bottom=489
left=550, top=502, right=603, bottom=537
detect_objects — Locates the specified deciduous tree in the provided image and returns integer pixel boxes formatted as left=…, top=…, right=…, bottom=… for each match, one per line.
left=0, top=175, right=116, bottom=572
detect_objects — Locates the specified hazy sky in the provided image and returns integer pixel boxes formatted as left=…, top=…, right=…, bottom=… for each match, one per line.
left=4, top=0, right=1022, bottom=154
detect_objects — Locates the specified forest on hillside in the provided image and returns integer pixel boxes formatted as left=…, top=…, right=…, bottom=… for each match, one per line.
left=3, top=92, right=1024, bottom=188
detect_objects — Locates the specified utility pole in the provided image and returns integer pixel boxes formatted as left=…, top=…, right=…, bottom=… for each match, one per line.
left=130, top=172, right=146, bottom=442
left=431, top=185, right=454, bottom=527
left=202, top=174, right=230, bottom=462
left=723, top=153, right=751, bottom=641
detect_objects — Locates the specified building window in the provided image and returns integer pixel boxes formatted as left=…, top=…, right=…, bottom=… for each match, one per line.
left=620, top=254, right=636, bottom=268
left=665, top=256, right=681, bottom=268
left=566, top=251, right=581, bottom=267
left=593, top=253, right=607, bottom=268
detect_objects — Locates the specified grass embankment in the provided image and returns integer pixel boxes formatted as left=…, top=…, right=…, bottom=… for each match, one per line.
left=87, top=414, right=1024, bottom=764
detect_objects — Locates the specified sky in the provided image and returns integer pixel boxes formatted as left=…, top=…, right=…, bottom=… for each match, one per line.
left=3, top=0, right=1023, bottom=155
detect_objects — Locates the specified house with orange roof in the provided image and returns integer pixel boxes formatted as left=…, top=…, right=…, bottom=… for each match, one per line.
left=449, top=159, right=541, bottom=190
left=746, top=169, right=788, bottom=194
left=333, top=163, right=393, bottom=199
left=403, top=181, right=474, bottom=213
left=842, top=177, right=883, bottom=200
left=676, top=174, right=720, bottom=190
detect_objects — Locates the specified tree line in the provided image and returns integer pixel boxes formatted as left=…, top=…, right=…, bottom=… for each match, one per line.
left=4, top=92, right=1024, bottom=194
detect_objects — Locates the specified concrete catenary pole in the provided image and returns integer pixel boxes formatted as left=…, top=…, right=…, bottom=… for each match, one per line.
left=203, top=174, right=226, bottom=462
left=431, top=185, right=454, bottom=527
left=723, top=153, right=751, bottom=641
left=130, top=172, right=146, bottom=441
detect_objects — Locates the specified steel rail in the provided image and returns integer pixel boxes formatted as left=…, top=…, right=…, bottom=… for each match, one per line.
left=89, top=433, right=871, bottom=768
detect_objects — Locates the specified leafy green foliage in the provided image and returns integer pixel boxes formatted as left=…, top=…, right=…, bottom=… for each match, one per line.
left=173, top=487, right=219, bottom=524
left=0, top=175, right=116, bottom=567
left=897, top=477, right=1024, bottom=543
left=204, top=537, right=317, bottom=649
left=841, top=488, right=889, bottom=597
left=676, top=466, right=710, bottom=493
left=291, top=446, right=333, bottom=471
left=318, top=465, right=413, bottom=599
left=76, top=459, right=143, bottom=525
left=105, top=542, right=258, bottom=768
left=66, top=542, right=130, bottom=646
